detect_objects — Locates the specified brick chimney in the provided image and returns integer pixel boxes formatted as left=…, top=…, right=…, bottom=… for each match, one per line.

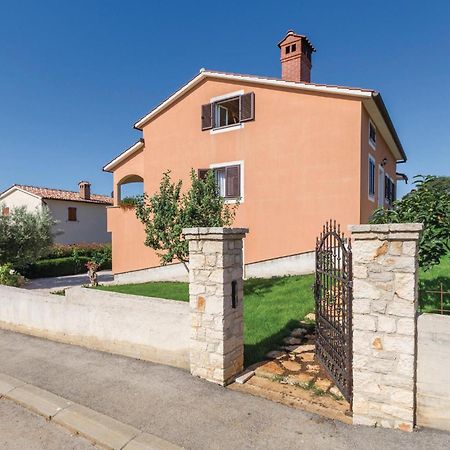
left=78, top=181, right=91, bottom=200
left=278, top=30, right=316, bottom=83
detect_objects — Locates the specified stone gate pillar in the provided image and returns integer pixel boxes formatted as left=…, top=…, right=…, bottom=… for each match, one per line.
left=350, top=223, right=423, bottom=432
left=183, top=227, right=248, bottom=386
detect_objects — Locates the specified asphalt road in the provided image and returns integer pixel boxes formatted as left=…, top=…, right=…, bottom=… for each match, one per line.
left=0, top=397, right=94, bottom=450
left=0, top=329, right=449, bottom=450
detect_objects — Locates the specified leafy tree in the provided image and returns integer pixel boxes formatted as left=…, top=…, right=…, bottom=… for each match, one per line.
left=135, top=170, right=238, bottom=270
left=0, top=206, right=55, bottom=270
left=427, top=176, right=450, bottom=196
left=370, top=175, right=450, bottom=270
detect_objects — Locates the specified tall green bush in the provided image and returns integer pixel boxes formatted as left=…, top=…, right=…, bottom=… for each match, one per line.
left=370, top=175, right=450, bottom=270
left=0, top=205, right=54, bottom=270
left=135, top=169, right=238, bottom=269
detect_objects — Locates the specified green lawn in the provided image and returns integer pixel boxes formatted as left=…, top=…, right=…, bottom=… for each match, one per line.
left=419, top=253, right=450, bottom=313
left=96, top=275, right=315, bottom=366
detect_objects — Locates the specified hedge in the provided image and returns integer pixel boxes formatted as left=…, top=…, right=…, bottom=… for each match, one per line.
left=25, top=256, right=111, bottom=279
left=45, top=243, right=111, bottom=259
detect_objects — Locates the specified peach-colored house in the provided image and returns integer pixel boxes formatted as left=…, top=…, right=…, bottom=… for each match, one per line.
left=104, top=31, right=407, bottom=281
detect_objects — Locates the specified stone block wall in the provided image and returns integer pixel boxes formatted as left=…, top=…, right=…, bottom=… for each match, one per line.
left=183, top=227, right=248, bottom=386
left=350, top=223, right=422, bottom=431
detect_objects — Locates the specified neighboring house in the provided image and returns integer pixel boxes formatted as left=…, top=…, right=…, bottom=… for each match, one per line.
left=103, top=30, right=407, bottom=280
left=0, top=182, right=112, bottom=244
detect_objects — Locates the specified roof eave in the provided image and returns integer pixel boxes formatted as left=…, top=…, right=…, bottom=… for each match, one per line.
left=103, top=139, right=145, bottom=173
left=371, top=92, right=407, bottom=163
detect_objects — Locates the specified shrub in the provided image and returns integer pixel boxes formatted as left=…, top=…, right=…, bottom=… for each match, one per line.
left=0, top=205, right=54, bottom=270
left=0, top=263, right=25, bottom=287
left=120, top=197, right=138, bottom=208
left=25, top=255, right=111, bottom=279
left=135, top=169, right=237, bottom=269
left=45, top=243, right=111, bottom=260
left=370, top=175, right=450, bottom=270
left=25, top=256, right=89, bottom=278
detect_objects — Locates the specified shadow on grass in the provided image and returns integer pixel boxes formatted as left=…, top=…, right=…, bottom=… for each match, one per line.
left=244, top=319, right=315, bottom=367
left=244, top=276, right=295, bottom=297
left=419, top=276, right=450, bottom=312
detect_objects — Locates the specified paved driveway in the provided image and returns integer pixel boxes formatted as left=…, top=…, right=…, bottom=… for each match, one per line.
left=0, top=329, right=449, bottom=450
left=24, top=270, right=114, bottom=292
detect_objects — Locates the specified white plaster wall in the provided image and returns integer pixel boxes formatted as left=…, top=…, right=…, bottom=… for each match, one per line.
left=0, top=285, right=190, bottom=369
left=0, top=189, right=42, bottom=212
left=417, top=313, right=450, bottom=432
left=45, top=199, right=111, bottom=244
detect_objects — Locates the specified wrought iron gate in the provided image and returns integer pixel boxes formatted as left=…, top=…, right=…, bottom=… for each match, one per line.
left=314, top=220, right=353, bottom=404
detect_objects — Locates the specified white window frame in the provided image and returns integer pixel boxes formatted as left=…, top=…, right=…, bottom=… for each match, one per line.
left=369, top=119, right=377, bottom=150
left=368, top=155, right=376, bottom=202
left=378, top=165, right=385, bottom=208
left=209, top=90, right=245, bottom=135
left=209, top=160, right=244, bottom=204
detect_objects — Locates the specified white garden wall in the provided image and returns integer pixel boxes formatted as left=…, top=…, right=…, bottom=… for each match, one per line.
left=0, top=285, right=190, bottom=369
left=417, top=313, right=450, bottom=432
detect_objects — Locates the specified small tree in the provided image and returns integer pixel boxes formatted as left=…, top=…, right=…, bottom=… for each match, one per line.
left=0, top=205, right=54, bottom=270
left=370, top=175, right=450, bottom=270
left=135, top=170, right=238, bottom=270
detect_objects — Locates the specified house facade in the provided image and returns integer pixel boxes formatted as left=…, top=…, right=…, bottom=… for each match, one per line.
left=0, top=182, right=112, bottom=244
left=104, top=31, right=406, bottom=280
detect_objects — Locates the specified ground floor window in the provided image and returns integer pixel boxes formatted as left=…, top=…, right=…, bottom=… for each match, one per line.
left=198, top=163, right=242, bottom=200
left=368, top=156, right=375, bottom=200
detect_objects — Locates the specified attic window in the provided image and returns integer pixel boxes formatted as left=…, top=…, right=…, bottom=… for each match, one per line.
left=201, top=92, right=255, bottom=131
left=291, top=43, right=296, bottom=52
left=216, top=97, right=240, bottom=128
left=286, top=46, right=291, bottom=54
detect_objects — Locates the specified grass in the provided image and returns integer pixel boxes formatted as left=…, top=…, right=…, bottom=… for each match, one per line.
left=96, top=275, right=315, bottom=366
left=419, top=253, right=450, bottom=313
left=98, top=281, right=189, bottom=302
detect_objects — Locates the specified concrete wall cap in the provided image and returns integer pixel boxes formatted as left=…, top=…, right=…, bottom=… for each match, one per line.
left=183, top=227, right=249, bottom=239
left=349, top=223, right=423, bottom=233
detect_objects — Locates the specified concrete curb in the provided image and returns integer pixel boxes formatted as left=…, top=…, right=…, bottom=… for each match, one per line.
left=0, top=373, right=182, bottom=450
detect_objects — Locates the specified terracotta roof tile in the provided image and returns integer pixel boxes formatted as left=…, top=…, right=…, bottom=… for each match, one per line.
left=13, top=185, right=113, bottom=205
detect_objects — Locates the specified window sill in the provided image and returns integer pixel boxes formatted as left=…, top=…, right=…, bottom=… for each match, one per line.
left=223, top=197, right=243, bottom=204
left=368, top=195, right=375, bottom=203
left=210, top=123, right=244, bottom=135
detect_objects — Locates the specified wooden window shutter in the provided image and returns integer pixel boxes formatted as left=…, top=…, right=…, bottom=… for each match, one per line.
left=68, top=207, right=77, bottom=221
left=201, top=103, right=214, bottom=130
left=198, top=169, right=209, bottom=180
left=240, top=92, right=255, bottom=122
left=225, top=165, right=240, bottom=198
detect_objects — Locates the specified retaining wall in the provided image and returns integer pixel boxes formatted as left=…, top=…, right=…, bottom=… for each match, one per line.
left=113, top=251, right=315, bottom=284
left=0, top=285, right=190, bottom=369
left=417, top=313, right=450, bottom=432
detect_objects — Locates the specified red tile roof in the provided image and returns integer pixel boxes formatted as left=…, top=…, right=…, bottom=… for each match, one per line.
left=12, top=185, right=113, bottom=205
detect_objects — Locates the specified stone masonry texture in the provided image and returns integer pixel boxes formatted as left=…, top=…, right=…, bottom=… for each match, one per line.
left=183, top=227, right=249, bottom=386
left=349, top=223, right=422, bottom=432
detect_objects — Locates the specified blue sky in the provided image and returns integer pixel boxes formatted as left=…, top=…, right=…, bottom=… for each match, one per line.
left=0, top=0, right=449, bottom=198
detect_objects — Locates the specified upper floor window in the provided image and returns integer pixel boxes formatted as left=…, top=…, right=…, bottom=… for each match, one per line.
left=198, top=163, right=242, bottom=200
left=368, top=155, right=375, bottom=201
left=68, top=207, right=77, bottom=222
left=201, top=93, right=255, bottom=131
left=369, top=120, right=376, bottom=149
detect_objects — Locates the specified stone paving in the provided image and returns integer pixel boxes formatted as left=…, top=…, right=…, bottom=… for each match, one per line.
left=231, top=318, right=351, bottom=422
